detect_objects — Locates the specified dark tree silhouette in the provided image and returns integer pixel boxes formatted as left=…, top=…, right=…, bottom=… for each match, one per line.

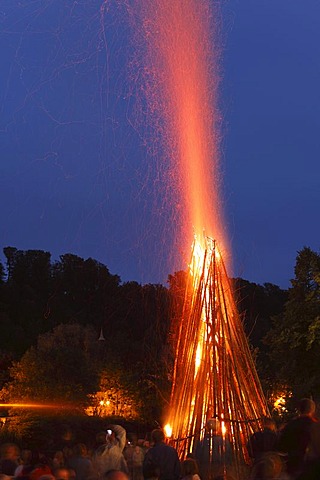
left=265, top=247, right=320, bottom=403
left=0, top=244, right=292, bottom=423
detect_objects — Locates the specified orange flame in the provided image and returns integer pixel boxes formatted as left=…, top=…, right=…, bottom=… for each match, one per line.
left=136, top=0, right=229, bottom=266
left=131, top=1, right=268, bottom=469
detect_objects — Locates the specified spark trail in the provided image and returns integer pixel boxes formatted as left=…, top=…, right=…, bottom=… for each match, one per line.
left=128, top=0, right=228, bottom=264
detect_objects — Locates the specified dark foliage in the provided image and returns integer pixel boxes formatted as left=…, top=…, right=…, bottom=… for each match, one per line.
left=265, top=247, right=320, bottom=403
left=1, top=245, right=302, bottom=421
left=0, top=247, right=173, bottom=424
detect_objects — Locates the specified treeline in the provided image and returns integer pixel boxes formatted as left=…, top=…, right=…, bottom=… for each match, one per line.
left=0, top=247, right=171, bottom=358
left=1, top=245, right=320, bottom=425
left=0, top=247, right=287, bottom=359
left=0, top=247, right=174, bottom=424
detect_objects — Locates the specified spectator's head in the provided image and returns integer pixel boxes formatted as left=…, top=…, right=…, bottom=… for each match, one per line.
left=206, top=418, right=220, bottom=435
left=263, top=417, right=276, bottom=431
left=20, top=449, right=32, bottom=465
left=73, top=444, right=87, bottom=457
left=104, top=470, right=129, bottom=480
left=151, top=429, right=165, bottom=444
left=186, top=452, right=195, bottom=459
left=96, top=431, right=107, bottom=445
left=250, top=453, right=283, bottom=480
left=54, top=468, right=70, bottom=480
left=0, top=443, right=19, bottom=460
left=53, top=451, right=64, bottom=462
left=298, top=398, right=316, bottom=416
left=68, top=469, right=76, bottom=480
left=62, top=446, right=73, bottom=460
left=182, top=459, right=199, bottom=477
left=29, top=450, right=41, bottom=466
left=143, top=462, right=160, bottom=480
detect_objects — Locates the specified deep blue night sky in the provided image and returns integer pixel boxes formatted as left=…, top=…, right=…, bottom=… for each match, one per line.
left=1, top=0, right=320, bottom=289
left=222, top=0, right=320, bottom=287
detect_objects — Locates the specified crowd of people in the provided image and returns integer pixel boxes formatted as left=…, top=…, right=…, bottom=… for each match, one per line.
left=247, top=398, right=320, bottom=479
left=1, top=399, right=320, bottom=480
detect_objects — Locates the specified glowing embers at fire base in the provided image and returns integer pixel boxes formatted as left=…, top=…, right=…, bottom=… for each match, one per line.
left=166, top=236, right=268, bottom=473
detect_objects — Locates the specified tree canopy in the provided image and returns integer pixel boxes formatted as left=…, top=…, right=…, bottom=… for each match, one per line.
left=1, top=323, right=100, bottom=407
left=265, top=247, right=320, bottom=403
left=5, top=244, right=316, bottom=423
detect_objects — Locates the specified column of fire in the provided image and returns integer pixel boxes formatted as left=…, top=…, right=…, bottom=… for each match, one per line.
left=133, top=0, right=269, bottom=472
